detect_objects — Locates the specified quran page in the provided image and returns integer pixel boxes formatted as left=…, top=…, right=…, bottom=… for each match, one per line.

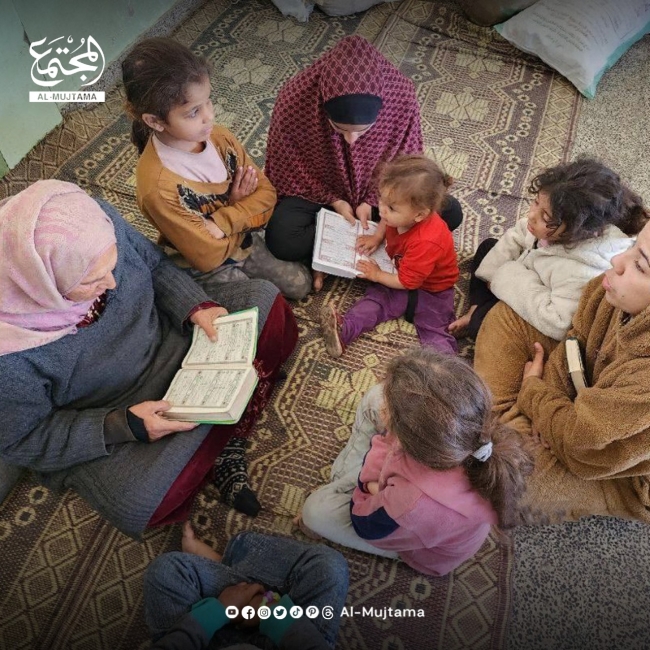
left=312, top=208, right=395, bottom=278
left=163, top=367, right=258, bottom=424
left=312, top=208, right=359, bottom=278
left=184, top=308, right=258, bottom=367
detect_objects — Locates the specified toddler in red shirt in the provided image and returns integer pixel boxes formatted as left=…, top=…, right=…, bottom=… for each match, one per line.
left=321, top=155, right=459, bottom=356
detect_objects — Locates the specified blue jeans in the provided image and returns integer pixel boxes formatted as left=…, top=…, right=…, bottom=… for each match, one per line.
left=144, top=532, right=349, bottom=648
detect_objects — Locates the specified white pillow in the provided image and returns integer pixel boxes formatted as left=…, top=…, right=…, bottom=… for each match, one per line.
left=495, top=0, right=650, bottom=98
left=270, top=0, right=314, bottom=22
left=270, top=0, right=393, bottom=21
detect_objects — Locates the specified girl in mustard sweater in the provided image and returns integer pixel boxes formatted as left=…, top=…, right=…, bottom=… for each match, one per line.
left=122, top=37, right=311, bottom=301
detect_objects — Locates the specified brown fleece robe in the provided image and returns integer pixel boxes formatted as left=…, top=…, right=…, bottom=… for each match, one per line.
left=475, top=275, right=650, bottom=523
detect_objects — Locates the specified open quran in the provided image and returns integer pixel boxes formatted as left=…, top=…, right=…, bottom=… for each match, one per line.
left=163, top=308, right=258, bottom=424
left=312, top=208, right=395, bottom=278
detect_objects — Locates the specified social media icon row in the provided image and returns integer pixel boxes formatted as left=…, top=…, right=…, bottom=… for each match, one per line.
left=224, top=604, right=322, bottom=619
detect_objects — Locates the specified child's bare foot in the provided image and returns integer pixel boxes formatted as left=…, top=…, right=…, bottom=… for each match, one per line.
left=320, top=303, right=344, bottom=357
left=448, top=305, right=477, bottom=338
left=293, top=513, right=323, bottom=541
left=312, top=270, right=327, bottom=292
left=181, top=522, right=222, bottom=561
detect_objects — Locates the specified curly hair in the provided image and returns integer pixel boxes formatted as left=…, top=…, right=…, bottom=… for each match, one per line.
left=530, top=157, right=648, bottom=245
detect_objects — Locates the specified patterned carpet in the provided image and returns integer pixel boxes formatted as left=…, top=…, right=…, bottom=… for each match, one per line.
left=0, top=1, right=581, bottom=649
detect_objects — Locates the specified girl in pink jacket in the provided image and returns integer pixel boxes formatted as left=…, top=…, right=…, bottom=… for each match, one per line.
left=298, top=349, right=531, bottom=576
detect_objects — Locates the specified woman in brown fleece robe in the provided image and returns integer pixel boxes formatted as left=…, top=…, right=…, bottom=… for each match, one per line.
left=474, top=219, right=650, bottom=523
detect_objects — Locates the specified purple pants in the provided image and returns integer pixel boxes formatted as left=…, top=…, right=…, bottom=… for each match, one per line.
left=341, top=284, right=457, bottom=354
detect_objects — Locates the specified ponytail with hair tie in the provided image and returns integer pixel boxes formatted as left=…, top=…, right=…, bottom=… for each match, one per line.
left=471, top=441, right=493, bottom=462
left=465, top=422, right=533, bottom=529
left=383, top=348, right=532, bottom=531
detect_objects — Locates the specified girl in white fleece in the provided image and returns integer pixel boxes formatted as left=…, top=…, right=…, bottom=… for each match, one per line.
left=449, top=158, right=648, bottom=341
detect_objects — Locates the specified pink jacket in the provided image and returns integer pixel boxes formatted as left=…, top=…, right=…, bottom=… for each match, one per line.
left=351, top=434, right=498, bottom=576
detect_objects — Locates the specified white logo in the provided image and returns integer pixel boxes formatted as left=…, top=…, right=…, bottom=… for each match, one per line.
left=28, top=35, right=106, bottom=103
left=225, top=606, right=239, bottom=619
left=289, top=605, right=303, bottom=619
left=241, top=605, right=256, bottom=620
left=273, top=605, right=287, bottom=619
left=305, top=605, right=319, bottom=619
left=258, top=606, right=272, bottom=620
left=30, top=36, right=104, bottom=87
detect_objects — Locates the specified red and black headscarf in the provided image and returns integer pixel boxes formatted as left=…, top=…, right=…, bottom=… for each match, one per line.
left=265, top=36, right=423, bottom=208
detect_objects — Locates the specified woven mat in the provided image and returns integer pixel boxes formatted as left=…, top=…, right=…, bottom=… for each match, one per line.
left=0, top=1, right=581, bottom=648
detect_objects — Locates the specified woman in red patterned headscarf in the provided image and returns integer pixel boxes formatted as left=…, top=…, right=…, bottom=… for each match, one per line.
left=264, top=35, right=463, bottom=291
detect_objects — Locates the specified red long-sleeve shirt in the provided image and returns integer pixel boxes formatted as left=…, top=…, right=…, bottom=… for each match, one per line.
left=385, top=213, right=459, bottom=292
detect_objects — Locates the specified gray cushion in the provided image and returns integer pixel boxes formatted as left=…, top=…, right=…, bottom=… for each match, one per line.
left=315, top=0, right=396, bottom=17
left=269, top=0, right=396, bottom=21
left=269, top=0, right=314, bottom=21
left=456, top=0, right=537, bottom=26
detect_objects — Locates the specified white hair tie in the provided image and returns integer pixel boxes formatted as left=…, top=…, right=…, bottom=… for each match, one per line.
left=472, top=442, right=493, bottom=462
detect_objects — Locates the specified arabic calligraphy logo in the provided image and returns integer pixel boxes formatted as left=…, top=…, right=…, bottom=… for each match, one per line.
left=29, top=35, right=105, bottom=88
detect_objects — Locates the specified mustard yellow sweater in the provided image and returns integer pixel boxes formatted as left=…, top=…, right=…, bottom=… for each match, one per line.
left=136, top=125, right=276, bottom=272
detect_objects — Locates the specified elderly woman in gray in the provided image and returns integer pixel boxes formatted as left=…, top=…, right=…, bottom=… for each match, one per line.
left=0, top=180, right=297, bottom=537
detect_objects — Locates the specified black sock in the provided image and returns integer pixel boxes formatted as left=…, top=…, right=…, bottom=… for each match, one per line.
left=213, top=437, right=261, bottom=516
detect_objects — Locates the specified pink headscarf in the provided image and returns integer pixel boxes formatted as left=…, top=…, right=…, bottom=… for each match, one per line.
left=265, top=36, right=423, bottom=208
left=0, top=180, right=117, bottom=356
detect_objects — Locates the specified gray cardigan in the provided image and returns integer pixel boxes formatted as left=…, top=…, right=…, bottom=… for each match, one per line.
left=0, top=201, right=279, bottom=537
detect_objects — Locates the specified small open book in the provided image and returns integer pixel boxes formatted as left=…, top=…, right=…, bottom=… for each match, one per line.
left=565, top=336, right=587, bottom=393
left=163, top=308, right=258, bottom=424
left=312, top=208, right=395, bottom=279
